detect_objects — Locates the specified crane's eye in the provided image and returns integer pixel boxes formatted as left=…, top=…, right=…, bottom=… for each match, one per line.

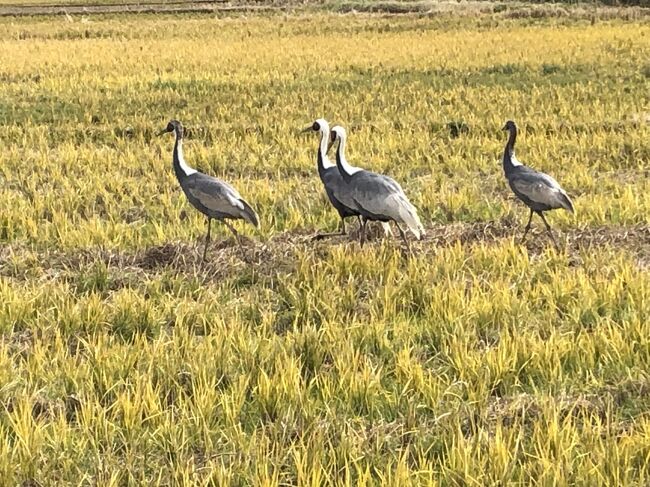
left=312, top=122, right=320, bottom=131
left=330, top=132, right=336, bottom=142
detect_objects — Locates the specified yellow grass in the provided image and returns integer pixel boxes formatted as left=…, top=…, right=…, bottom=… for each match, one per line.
left=0, top=8, right=649, bottom=485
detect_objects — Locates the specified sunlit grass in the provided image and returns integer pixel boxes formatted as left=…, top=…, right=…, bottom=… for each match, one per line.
left=0, top=7, right=649, bottom=485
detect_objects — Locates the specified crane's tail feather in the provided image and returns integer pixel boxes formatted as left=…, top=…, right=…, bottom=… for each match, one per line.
left=560, top=193, right=574, bottom=214
left=239, top=199, right=260, bottom=228
left=392, top=194, right=425, bottom=240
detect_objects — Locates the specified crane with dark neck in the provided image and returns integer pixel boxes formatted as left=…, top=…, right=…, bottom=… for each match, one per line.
left=500, top=120, right=574, bottom=249
left=158, top=119, right=259, bottom=261
left=502, top=121, right=518, bottom=175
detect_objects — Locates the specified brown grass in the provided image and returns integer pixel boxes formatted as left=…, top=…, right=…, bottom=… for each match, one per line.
left=2, top=222, right=648, bottom=287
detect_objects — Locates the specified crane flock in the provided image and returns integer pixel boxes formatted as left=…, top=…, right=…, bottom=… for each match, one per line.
left=159, top=118, right=575, bottom=260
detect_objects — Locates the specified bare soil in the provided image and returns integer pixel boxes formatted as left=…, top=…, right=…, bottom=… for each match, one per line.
left=1, top=222, right=648, bottom=285
left=1, top=0, right=647, bottom=19
left=0, top=0, right=277, bottom=16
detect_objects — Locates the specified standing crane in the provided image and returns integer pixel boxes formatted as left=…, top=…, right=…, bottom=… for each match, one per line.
left=304, top=118, right=391, bottom=240
left=501, top=120, right=574, bottom=249
left=158, top=120, right=259, bottom=261
left=303, top=118, right=361, bottom=239
left=329, top=125, right=425, bottom=247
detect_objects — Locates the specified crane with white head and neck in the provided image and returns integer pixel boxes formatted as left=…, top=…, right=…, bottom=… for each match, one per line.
left=329, top=125, right=425, bottom=248
left=303, top=118, right=362, bottom=239
left=304, top=118, right=391, bottom=240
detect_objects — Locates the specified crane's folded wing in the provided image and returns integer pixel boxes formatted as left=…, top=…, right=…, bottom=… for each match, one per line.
left=187, top=177, right=246, bottom=214
left=353, top=176, right=416, bottom=218
left=510, top=177, right=565, bottom=207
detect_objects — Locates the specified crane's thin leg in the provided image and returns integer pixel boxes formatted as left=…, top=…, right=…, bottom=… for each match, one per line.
left=520, top=209, right=534, bottom=244
left=394, top=222, right=411, bottom=252
left=312, top=217, right=347, bottom=241
left=202, top=217, right=212, bottom=262
left=359, top=217, right=368, bottom=247
left=223, top=220, right=244, bottom=251
left=538, top=212, right=559, bottom=250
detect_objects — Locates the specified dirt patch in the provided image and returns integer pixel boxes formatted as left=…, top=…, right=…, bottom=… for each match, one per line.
left=421, top=219, right=515, bottom=247
left=334, top=1, right=649, bottom=20
left=571, top=225, right=650, bottom=249
left=416, top=220, right=650, bottom=262
left=479, top=381, right=650, bottom=438
left=1, top=0, right=647, bottom=19
left=482, top=392, right=609, bottom=432
left=502, top=3, right=649, bottom=21
left=139, top=242, right=185, bottom=269
left=0, top=0, right=279, bottom=16
left=0, top=222, right=647, bottom=285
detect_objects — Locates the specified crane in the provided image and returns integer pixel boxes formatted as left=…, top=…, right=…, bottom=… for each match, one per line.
left=501, top=120, right=574, bottom=249
left=329, top=125, right=425, bottom=247
left=158, top=120, right=259, bottom=261
left=303, top=118, right=362, bottom=239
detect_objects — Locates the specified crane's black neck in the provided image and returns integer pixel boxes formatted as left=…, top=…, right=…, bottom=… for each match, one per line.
left=502, top=126, right=517, bottom=175
left=335, top=137, right=353, bottom=184
left=172, top=129, right=187, bottom=183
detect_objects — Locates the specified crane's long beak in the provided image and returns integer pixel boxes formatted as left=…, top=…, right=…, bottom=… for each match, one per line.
left=326, top=140, right=334, bottom=153
left=300, top=126, right=312, bottom=134
left=501, top=124, right=508, bottom=131
left=156, top=128, right=169, bottom=136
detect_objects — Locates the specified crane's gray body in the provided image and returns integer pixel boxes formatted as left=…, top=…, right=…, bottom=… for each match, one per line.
left=505, top=164, right=574, bottom=214
left=339, top=170, right=405, bottom=223
left=179, top=172, right=259, bottom=225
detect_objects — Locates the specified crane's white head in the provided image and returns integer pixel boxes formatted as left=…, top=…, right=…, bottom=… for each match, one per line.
left=329, top=125, right=361, bottom=175
left=158, top=119, right=184, bottom=138
left=302, top=118, right=329, bottom=134
left=329, top=125, right=346, bottom=151
left=330, top=125, right=346, bottom=143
